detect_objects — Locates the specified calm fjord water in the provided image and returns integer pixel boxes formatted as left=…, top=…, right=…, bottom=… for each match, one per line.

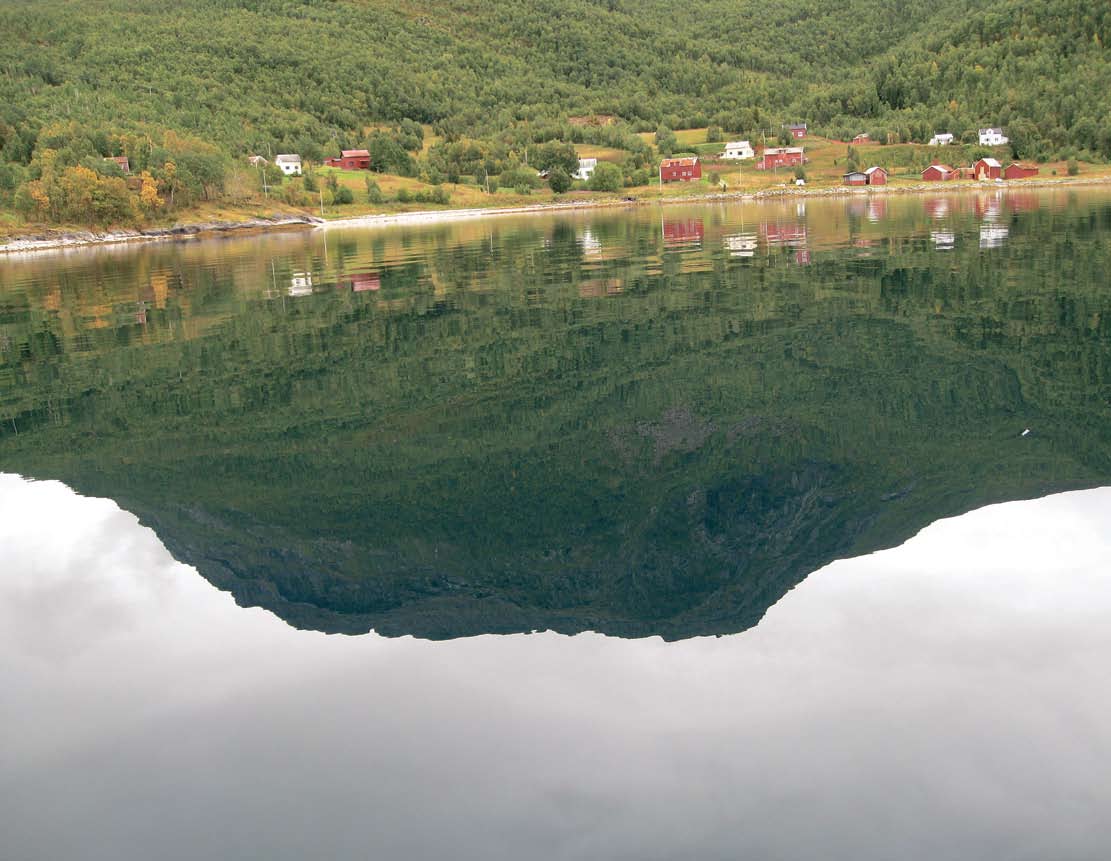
left=2, top=190, right=1111, bottom=859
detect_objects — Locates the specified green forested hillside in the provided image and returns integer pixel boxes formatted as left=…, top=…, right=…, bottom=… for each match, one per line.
left=0, top=0, right=1109, bottom=224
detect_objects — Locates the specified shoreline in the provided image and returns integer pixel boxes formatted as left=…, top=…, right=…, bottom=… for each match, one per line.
left=3, top=175, right=1110, bottom=256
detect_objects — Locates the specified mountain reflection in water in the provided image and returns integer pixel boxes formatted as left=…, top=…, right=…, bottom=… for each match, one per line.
left=2, top=475, right=1110, bottom=861
left=2, top=189, right=1111, bottom=639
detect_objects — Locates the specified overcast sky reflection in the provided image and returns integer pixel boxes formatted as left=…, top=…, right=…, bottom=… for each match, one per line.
left=2, top=473, right=1110, bottom=861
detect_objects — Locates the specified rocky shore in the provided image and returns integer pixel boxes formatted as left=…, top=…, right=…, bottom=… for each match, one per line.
left=0, top=214, right=321, bottom=256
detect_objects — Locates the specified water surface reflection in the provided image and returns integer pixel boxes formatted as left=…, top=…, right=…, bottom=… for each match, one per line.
left=2, top=190, right=1111, bottom=639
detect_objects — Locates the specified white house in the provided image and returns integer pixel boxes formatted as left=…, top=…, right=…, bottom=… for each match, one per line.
left=573, top=158, right=597, bottom=181
left=721, top=140, right=755, bottom=160
left=275, top=154, right=303, bottom=176
left=979, top=127, right=1009, bottom=146
left=928, top=133, right=954, bottom=146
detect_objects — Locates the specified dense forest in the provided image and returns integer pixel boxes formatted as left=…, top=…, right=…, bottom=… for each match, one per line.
left=1, top=0, right=1110, bottom=224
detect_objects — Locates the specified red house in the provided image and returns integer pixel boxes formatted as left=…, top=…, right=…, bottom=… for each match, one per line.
left=852, top=133, right=870, bottom=144
left=864, top=166, right=888, bottom=185
left=922, top=162, right=955, bottom=182
left=973, top=157, right=1002, bottom=180
left=105, top=156, right=131, bottom=174
left=786, top=123, right=807, bottom=139
left=757, top=147, right=805, bottom=170
left=325, top=149, right=371, bottom=170
left=659, top=157, right=701, bottom=182
left=843, top=171, right=868, bottom=186
left=1004, top=162, right=1039, bottom=180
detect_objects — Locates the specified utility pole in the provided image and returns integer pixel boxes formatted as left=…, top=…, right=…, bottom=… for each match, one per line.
left=319, top=188, right=325, bottom=217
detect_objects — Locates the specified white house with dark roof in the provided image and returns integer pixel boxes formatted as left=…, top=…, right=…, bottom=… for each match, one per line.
left=978, top=127, right=1009, bottom=146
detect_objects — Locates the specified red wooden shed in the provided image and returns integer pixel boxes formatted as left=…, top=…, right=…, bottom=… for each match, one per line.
left=1004, top=162, right=1039, bottom=180
left=864, top=166, right=888, bottom=185
left=843, top=171, right=868, bottom=186
left=659, top=157, right=701, bottom=183
left=922, top=163, right=954, bottom=182
left=973, top=157, right=1002, bottom=180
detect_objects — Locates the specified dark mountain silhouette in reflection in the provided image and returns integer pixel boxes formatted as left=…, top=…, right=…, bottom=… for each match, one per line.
left=3, top=200, right=1111, bottom=638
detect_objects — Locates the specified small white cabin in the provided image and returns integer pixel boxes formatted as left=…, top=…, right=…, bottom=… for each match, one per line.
left=928, top=133, right=954, bottom=146
left=275, top=154, right=303, bottom=176
left=721, top=140, right=755, bottom=160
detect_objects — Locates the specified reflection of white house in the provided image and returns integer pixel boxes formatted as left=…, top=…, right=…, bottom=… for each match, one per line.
left=928, top=133, right=954, bottom=146
left=289, top=272, right=313, bottom=296
left=980, top=224, right=1009, bottom=249
left=979, top=127, right=1009, bottom=146
left=724, top=233, right=758, bottom=258
left=573, top=158, right=597, bottom=181
left=721, top=140, right=755, bottom=160
left=931, top=231, right=956, bottom=250
left=275, top=154, right=302, bottom=176
left=578, top=227, right=601, bottom=256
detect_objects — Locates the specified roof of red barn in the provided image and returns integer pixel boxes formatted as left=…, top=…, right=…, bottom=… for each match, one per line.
left=864, top=166, right=887, bottom=175
left=925, top=163, right=954, bottom=172
left=341, top=149, right=370, bottom=158
left=977, top=157, right=1002, bottom=168
left=1007, top=162, right=1038, bottom=170
left=660, top=157, right=699, bottom=168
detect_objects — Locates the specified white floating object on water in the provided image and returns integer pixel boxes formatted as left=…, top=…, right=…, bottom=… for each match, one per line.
left=1021, top=428, right=1031, bottom=436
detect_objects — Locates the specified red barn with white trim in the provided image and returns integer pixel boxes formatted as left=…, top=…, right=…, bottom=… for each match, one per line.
left=757, top=147, right=805, bottom=170
left=659, top=157, right=701, bottom=183
left=325, top=149, right=372, bottom=170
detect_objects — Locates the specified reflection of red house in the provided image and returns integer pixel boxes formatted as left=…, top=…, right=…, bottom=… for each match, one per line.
left=349, top=272, right=381, bottom=292
left=760, top=222, right=807, bottom=246
left=325, top=149, right=371, bottom=170
left=924, top=197, right=950, bottom=219
left=659, top=157, right=701, bottom=182
left=1005, top=192, right=1039, bottom=213
left=1004, top=162, right=1039, bottom=180
left=757, top=147, right=805, bottom=170
left=922, top=163, right=955, bottom=182
left=662, top=219, right=705, bottom=246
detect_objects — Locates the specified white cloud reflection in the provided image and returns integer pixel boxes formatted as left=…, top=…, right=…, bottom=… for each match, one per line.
left=2, top=473, right=1110, bottom=861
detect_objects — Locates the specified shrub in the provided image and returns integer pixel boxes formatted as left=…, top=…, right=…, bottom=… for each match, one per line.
left=548, top=167, right=571, bottom=194
left=588, top=161, right=623, bottom=192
